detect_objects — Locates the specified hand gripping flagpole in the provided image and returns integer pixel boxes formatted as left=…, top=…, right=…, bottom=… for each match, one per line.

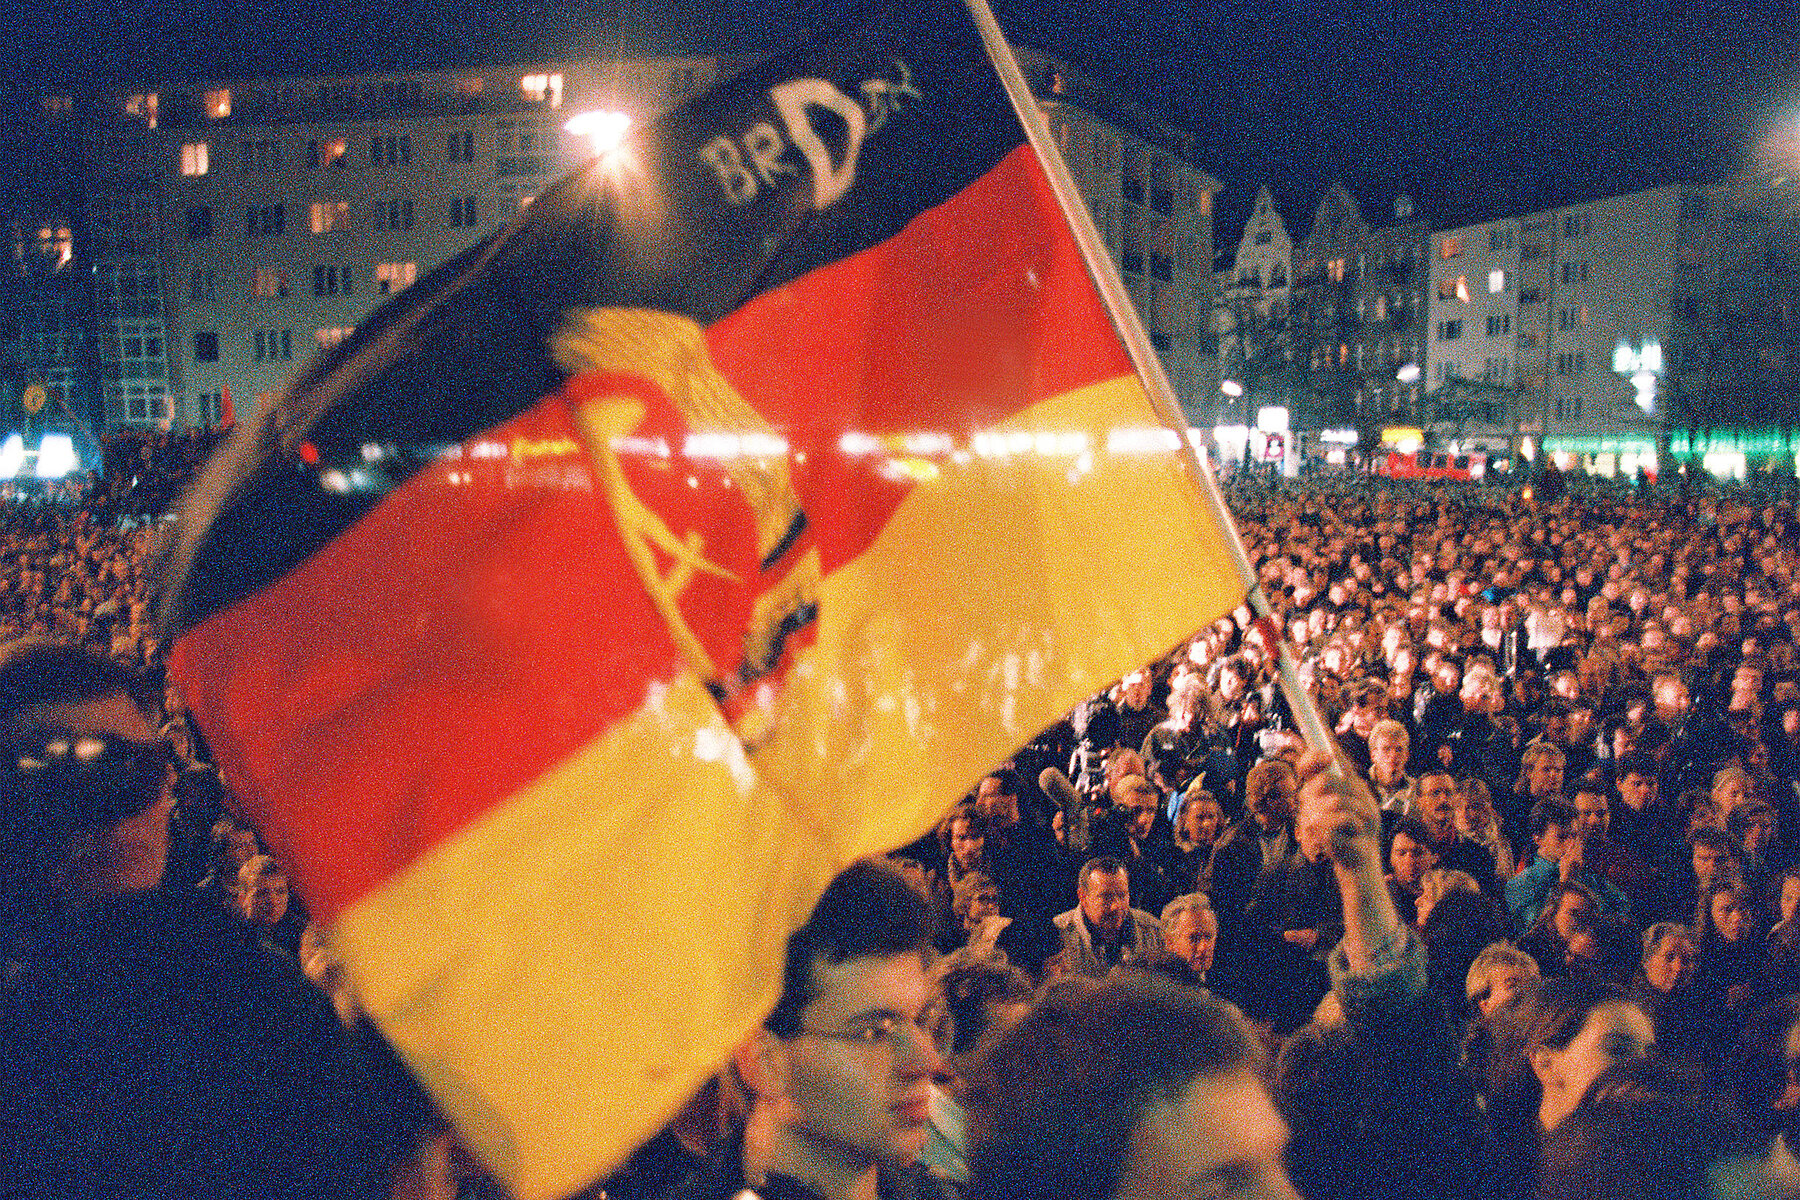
left=960, top=0, right=1343, bottom=767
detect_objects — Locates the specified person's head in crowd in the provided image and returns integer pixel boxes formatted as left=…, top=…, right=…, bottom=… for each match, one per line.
left=1683, top=789, right=1723, bottom=837
left=1455, top=777, right=1501, bottom=840
left=1113, top=668, right=1153, bottom=712
left=1518, top=742, right=1567, bottom=803
left=1569, top=783, right=1610, bottom=845
left=747, top=860, right=942, bottom=1184
left=1695, top=880, right=1753, bottom=947
left=1487, top=976, right=1653, bottom=1135
left=1104, top=748, right=1149, bottom=792
left=951, top=872, right=1001, bottom=934
left=1160, top=893, right=1218, bottom=977
left=1710, top=766, right=1756, bottom=818
left=1345, top=679, right=1387, bottom=737
left=237, top=854, right=289, bottom=928
left=1778, top=866, right=1800, bottom=930
left=938, top=803, right=987, bottom=874
left=1604, top=715, right=1638, bottom=764
left=933, top=956, right=1032, bottom=1082
left=1652, top=671, right=1691, bottom=725
left=1387, top=817, right=1438, bottom=896
left=974, top=770, right=1020, bottom=830
left=1416, top=867, right=1479, bottom=929
left=1077, top=857, right=1133, bottom=939
left=206, top=815, right=259, bottom=878
left=1536, top=880, right=1600, bottom=949
left=0, top=638, right=172, bottom=934
left=966, top=974, right=1293, bottom=1200
left=1687, top=827, right=1741, bottom=892
left=1467, top=943, right=1541, bottom=1018
left=1614, top=754, right=1660, bottom=812
left=1538, top=1057, right=1760, bottom=1200
left=1415, top=772, right=1459, bottom=844
left=1174, top=790, right=1225, bottom=854
left=1243, top=759, right=1297, bottom=833
left=1366, top=719, right=1409, bottom=789
left=1530, top=798, right=1580, bottom=865
left=1726, top=800, right=1777, bottom=863
left=1638, top=923, right=1697, bottom=995
left=1109, top=774, right=1160, bottom=845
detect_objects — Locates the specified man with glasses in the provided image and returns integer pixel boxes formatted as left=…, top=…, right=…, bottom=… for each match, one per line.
left=682, top=859, right=951, bottom=1200
left=0, top=638, right=417, bottom=1199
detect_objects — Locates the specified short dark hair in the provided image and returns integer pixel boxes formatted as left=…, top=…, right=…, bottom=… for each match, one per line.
left=1079, top=856, right=1128, bottom=890
left=1615, top=753, right=1657, bottom=782
left=937, top=958, right=1033, bottom=1059
left=1391, top=816, right=1434, bottom=847
left=763, top=859, right=935, bottom=1038
left=1530, top=798, right=1578, bottom=839
left=0, top=637, right=146, bottom=734
left=1687, top=826, right=1739, bottom=857
left=966, top=974, right=1260, bottom=1200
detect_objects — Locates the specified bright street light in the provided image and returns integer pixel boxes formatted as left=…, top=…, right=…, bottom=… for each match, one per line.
left=564, top=110, right=633, bottom=156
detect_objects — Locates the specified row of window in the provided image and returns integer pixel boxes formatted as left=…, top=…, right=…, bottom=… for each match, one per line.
left=1441, top=215, right=1587, bottom=260
left=190, top=326, right=382, bottom=362
left=187, top=261, right=418, bottom=301
left=180, top=131, right=495, bottom=177
left=184, top=197, right=480, bottom=239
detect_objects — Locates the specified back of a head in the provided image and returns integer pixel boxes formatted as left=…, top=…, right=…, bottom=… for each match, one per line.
left=1539, top=1057, right=1760, bottom=1200
left=966, top=973, right=1258, bottom=1200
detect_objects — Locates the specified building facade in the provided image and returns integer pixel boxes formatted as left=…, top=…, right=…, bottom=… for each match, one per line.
left=1018, top=47, right=1221, bottom=425
left=12, top=57, right=718, bottom=437
left=1424, top=181, right=1800, bottom=476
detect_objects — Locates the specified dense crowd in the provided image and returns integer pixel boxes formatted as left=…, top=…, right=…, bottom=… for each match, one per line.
left=5, top=440, right=1800, bottom=1200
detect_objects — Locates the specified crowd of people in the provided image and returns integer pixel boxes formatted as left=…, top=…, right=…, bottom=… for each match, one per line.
left=5, top=439, right=1800, bottom=1200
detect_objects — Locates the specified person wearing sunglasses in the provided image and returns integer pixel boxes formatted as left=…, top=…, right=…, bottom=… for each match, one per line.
left=0, top=638, right=421, bottom=1200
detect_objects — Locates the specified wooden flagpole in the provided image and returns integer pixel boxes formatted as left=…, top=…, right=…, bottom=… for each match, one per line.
left=959, top=0, right=1342, bottom=764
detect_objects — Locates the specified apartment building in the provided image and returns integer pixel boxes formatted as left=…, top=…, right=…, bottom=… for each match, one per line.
left=1019, top=47, right=1221, bottom=424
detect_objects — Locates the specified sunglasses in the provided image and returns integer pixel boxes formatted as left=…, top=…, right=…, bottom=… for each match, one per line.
left=4, top=727, right=174, bottom=836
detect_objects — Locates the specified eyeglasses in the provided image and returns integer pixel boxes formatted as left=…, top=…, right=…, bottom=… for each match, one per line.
left=798, top=1009, right=945, bottom=1056
left=4, top=727, right=173, bottom=834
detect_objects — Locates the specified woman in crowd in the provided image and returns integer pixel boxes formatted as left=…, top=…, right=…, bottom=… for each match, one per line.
left=1518, top=881, right=1599, bottom=979
left=1695, top=879, right=1765, bottom=1012
left=1630, top=922, right=1732, bottom=1073
left=1172, top=788, right=1226, bottom=892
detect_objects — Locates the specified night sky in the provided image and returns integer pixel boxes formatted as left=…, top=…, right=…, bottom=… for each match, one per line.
left=7, top=0, right=1799, bottom=243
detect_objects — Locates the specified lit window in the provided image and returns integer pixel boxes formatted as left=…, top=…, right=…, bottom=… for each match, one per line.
left=520, top=72, right=564, bottom=108
left=204, top=88, right=231, bottom=119
left=40, top=95, right=72, bottom=114
left=310, top=201, right=350, bottom=233
left=125, top=93, right=158, bottom=128
left=251, top=268, right=290, bottom=298
left=1439, top=236, right=1461, bottom=259
left=455, top=77, right=486, bottom=99
left=309, top=137, right=348, bottom=169
left=376, top=261, right=417, bottom=294
left=180, top=142, right=210, bottom=176
left=1328, top=258, right=1346, bottom=283
left=1454, top=275, right=1472, bottom=303
left=316, top=327, right=354, bottom=349
left=1488, top=269, right=1506, bottom=293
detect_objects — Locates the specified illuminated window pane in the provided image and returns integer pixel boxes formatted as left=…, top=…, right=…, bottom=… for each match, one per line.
left=204, top=88, right=231, bottom=119
left=180, top=142, right=210, bottom=176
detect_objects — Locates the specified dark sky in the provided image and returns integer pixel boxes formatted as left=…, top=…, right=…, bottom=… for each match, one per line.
left=8, top=0, right=1799, bottom=241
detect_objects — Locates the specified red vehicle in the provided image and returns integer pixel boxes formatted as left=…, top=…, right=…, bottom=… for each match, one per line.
left=1377, top=450, right=1477, bottom=480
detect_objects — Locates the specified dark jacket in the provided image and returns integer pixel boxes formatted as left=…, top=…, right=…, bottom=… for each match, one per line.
left=0, top=890, right=417, bottom=1200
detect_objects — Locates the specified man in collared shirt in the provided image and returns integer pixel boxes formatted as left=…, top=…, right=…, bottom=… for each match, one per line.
left=681, top=861, right=950, bottom=1200
left=1052, top=856, right=1162, bottom=977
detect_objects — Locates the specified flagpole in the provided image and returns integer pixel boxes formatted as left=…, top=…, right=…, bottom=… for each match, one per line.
left=959, top=0, right=1342, bottom=764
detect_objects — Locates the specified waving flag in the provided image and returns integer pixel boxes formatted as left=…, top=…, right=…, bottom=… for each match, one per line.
left=159, top=4, right=1245, bottom=1196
